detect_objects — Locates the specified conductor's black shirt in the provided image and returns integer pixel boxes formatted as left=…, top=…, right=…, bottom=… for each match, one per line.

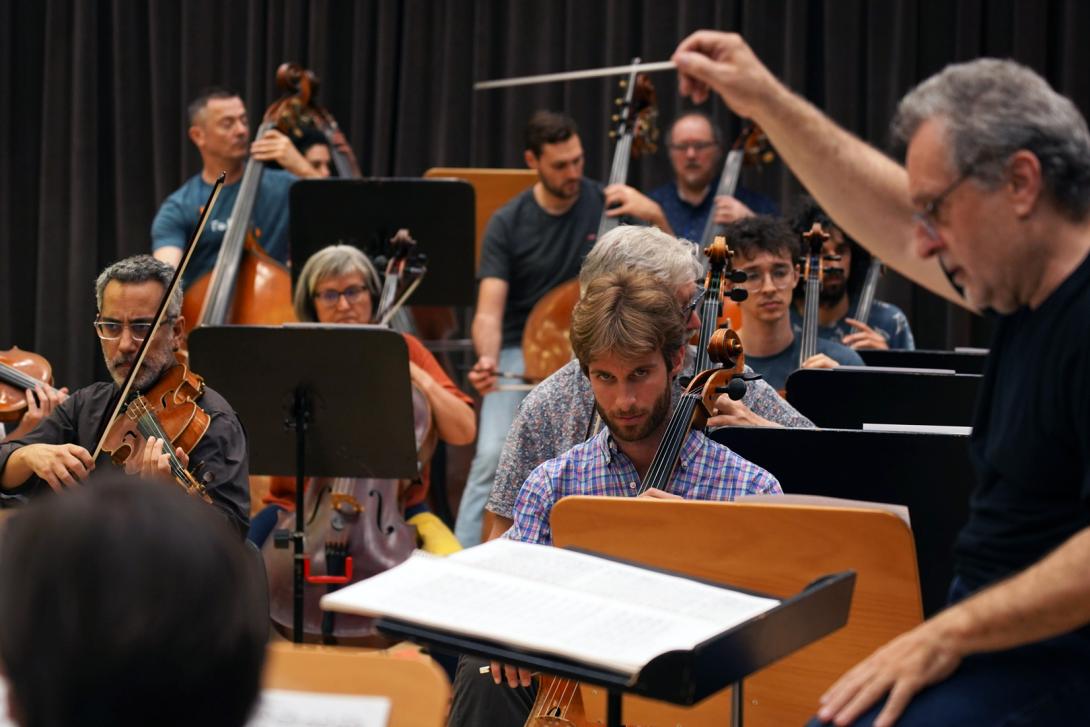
left=955, top=250, right=1090, bottom=591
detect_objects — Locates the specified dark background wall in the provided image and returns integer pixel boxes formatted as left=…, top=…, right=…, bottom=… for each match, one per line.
left=4, top=0, right=1089, bottom=387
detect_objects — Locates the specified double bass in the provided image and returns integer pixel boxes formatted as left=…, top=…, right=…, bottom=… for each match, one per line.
left=521, top=64, right=659, bottom=384
left=180, top=73, right=317, bottom=333
left=696, top=123, right=775, bottom=332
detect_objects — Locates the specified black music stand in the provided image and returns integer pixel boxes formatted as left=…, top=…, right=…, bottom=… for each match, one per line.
left=288, top=178, right=476, bottom=307
left=711, top=426, right=974, bottom=616
left=785, top=367, right=981, bottom=428
left=377, top=564, right=855, bottom=727
left=187, top=324, right=418, bottom=642
left=858, top=348, right=989, bottom=374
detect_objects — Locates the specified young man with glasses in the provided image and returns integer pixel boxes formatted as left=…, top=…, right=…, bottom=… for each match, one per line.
left=726, top=215, right=862, bottom=390
left=675, top=31, right=1090, bottom=726
left=245, top=244, right=475, bottom=553
left=0, top=255, right=250, bottom=537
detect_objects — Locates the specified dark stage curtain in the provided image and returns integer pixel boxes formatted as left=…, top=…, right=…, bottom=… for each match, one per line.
left=4, top=0, right=1090, bottom=386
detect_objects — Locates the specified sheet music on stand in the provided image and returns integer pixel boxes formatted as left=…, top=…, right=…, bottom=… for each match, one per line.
left=322, top=539, right=854, bottom=726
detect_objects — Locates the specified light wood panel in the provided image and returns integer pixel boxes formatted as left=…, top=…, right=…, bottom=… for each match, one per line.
left=551, top=498, right=923, bottom=727
left=423, top=167, right=538, bottom=266
left=263, top=642, right=450, bottom=727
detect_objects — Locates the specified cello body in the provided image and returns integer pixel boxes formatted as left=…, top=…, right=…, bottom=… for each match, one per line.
left=263, top=384, right=435, bottom=643
left=181, top=230, right=296, bottom=334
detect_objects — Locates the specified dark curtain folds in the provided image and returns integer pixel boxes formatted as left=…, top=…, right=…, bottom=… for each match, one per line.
left=4, top=0, right=1090, bottom=386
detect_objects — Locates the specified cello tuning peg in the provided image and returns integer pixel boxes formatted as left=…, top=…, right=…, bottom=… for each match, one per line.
left=729, top=270, right=748, bottom=283
left=611, top=114, right=620, bottom=122
left=609, top=130, right=618, bottom=139
left=615, top=98, right=624, bottom=106
left=762, top=152, right=775, bottom=163
left=618, top=79, right=627, bottom=89
left=730, top=289, right=749, bottom=302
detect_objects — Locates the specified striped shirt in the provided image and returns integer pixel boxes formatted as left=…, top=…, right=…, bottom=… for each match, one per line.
left=506, top=428, right=782, bottom=545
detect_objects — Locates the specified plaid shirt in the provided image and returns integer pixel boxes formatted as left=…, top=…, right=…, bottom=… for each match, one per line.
left=506, top=428, right=781, bottom=545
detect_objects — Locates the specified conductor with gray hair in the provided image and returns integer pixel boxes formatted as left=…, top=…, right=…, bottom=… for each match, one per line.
left=673, top=31, right=1090, bottom=726
left=0, top=254, right=250, bottom=537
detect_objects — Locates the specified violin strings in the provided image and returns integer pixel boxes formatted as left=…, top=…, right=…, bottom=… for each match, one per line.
left=0, top=362, right=52, bottom=393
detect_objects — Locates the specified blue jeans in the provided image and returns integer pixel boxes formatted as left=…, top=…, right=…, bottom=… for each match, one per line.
left=807, top=578, right=1090, bottom=726
left=454, top=346, right=527, bottom=546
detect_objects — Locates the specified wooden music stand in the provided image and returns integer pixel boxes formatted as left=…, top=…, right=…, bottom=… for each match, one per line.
left=551, top=498, right=923, bottom=727
left=423, top=167, right=538, bottom=266
left=263, top=642, right=450, bottom=727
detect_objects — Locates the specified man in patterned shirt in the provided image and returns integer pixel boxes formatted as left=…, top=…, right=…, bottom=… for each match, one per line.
left=483, top=224, right=812, bottom=541
left=504, top=269, right=781, bottom=546
left=447, top=269, right=781, bottom=727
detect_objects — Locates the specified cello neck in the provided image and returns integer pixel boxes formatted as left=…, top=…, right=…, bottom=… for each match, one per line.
left=798, top=276, right=821, bottom=365
left=196, top=125, right=270, bottom=327
left=597, top=60, right=642, bottom=239
left=853, top=257, right=883, bottom=324
left=698, top=149, right=744, bottom=247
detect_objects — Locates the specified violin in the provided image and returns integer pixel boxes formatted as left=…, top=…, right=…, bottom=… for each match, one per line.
left=0, top=347, right=62, bottom=424
left=530, top=328, right=746, bottom=727
left=99, top=357, right=212, bottom=503
left=180, top=69, right=315, bottom=333
left=521, top=66, right=659, bottom=385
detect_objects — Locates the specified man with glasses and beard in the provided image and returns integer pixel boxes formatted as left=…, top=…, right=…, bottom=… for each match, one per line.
left=0, top=255, right=250, bottom=537
left=674, top=29, right=1090, bottom=726
left=790, top=196, right=915, bottom=351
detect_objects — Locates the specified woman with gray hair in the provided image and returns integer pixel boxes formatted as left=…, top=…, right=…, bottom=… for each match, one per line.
left=248, top=244, right=475, bottom=555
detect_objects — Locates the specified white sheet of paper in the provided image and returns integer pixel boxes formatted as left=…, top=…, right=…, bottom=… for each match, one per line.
left=246, top=689, right=390, bottom=727
left=321, top=539, right=779, bottom=676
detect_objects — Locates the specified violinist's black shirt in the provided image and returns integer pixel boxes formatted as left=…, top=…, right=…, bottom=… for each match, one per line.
left=0, top=382, right=250, bottom=538
left=955, top=249, right=1090, bottom=591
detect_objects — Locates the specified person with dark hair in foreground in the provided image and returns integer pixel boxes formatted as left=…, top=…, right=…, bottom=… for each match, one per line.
left=674, top=29, right=1090, bottom=726
left=0, top=476, right=267, bottom=727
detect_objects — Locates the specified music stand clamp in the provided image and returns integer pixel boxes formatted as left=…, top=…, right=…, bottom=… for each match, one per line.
left=378, top=565, right=855, bottom=727
left=187, top=324, right=419, bottom=642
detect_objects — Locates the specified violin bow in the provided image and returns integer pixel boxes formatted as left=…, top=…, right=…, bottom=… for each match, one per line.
left=91, top=173, right=226, bottom=460
left=474, top=60, right=676, bottom=90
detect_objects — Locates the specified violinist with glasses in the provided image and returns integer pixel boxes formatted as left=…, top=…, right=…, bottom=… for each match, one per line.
left=0, top=255, right=250, bottom=537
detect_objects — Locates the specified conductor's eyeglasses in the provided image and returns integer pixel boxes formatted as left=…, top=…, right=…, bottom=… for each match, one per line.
left=93, top=318, right=164, bottom=341
left=314, top=285, right=369, bottom=307
left=913, top=164, right=980, bottom=241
